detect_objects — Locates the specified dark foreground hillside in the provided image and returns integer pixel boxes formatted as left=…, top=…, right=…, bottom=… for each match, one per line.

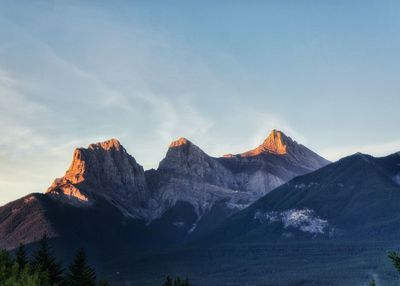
left=102, top=241, right=400, bottom=286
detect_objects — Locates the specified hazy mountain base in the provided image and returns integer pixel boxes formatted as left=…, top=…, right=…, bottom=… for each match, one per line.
left=105, top=242, right=400, bottom=286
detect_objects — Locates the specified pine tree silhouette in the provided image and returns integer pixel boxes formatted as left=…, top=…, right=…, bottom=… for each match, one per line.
left=173, top=276, right=182, bottom=286
left=388, top=251, right=400, bottom=273
left=31, top=233, right=63, bottom=285
left=184, top=276, right=191, bottom=286
left=163, top=276, right=191, bottom=286
left=15, top=243, right=28, bottom=271
left=163, top=276, right=173, bottom=286
left=65, top=248, right=96, bottom=286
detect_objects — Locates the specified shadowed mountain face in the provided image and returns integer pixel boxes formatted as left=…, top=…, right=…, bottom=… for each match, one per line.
left=200, top=152, right=400, bottom=244
left=0, top=194, right=54, bottom=249
left=46, top=139, right=152, bottom=219
left=149, top=130, right=330, bottom=238
left=2, top=132, right=400, bottom=285
left=0, top=130, right=329, bottom=251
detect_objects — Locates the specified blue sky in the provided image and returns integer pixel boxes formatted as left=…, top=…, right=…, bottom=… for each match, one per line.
left=1, top=0, right=400, bottom=205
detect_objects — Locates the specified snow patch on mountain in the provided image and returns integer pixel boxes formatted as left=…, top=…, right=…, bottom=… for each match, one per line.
left=226, top=202, right=249, bottom=210
left=254, top=208, right=329, bottom=234
left=188, top=223, right=197, bottom=233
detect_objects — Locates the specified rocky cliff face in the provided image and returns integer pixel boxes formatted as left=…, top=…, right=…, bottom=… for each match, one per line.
left=0, top=129, right=330, bottom=248
left=237, top=129, right=329, bottom=170
left=46, top=130, right=330, bottom=230
left=148, top=138, right=243, bottom=231
left=202, top=151, right=400, bottom=244
left=144, top=130, right=330, bottom=236
left=215, top=130, right=330, bottom=198
left=158, top=137, right=233, bottom=183
left=46, top=139, right=150, bottom=219
left=240, top=129, right=289, bottom=156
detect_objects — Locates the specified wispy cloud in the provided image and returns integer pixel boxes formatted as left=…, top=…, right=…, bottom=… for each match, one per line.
left=1, top=1, right=399, bottom=207
left=0, top=9, right=221, bottom=205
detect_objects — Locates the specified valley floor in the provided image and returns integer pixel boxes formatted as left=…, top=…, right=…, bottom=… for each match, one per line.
left=102, top=241, right=400, bottom=286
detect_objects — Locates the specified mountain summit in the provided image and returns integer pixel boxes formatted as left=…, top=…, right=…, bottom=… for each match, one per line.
left=145, top=130, right=330, bottom=238
left=228, top=130, right=330, bottom=172
left=242, top=129, right=290, bottom=156
left=1, top=131, right=398, bottom=286
left=169, top=137, right=191, bottom=148
left=46, top=139, right=149, bottom=217
left=0, top=129, right=330, bottom=250
left=203, top=151, right=400, bottom=244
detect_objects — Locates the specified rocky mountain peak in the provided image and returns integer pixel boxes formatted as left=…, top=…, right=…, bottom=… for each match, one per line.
left=61, top=139, right=129, bottom=185
left=234, top=129, right=330, bottom=171
left=46, top=139, right=147, bottom=211
left=88, top=138, right=123, bottom=151
left=158, top=137, right=212, bottom=174
left=169, top=137, right=191, bottom=148
left=240, top=129, right=294, bottom=157
left=260, top=129, right=292, bottom=154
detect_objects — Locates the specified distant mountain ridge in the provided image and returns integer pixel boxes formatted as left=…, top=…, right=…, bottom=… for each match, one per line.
left=0, top=129, right=329, bottom=249
left=200, top=151, right=400, bottom=244
left=2, top=130, right=400, bottom=285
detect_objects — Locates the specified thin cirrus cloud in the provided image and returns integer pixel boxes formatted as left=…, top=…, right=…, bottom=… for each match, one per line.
left=0, top=7, right=223, bottom=205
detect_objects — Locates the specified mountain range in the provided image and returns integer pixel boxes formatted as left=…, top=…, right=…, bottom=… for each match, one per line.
left=1, top=129, right=400, bottom=285
left=202, top=151, right=400, bottom=244
left=0, top=129, right=329, bottom=250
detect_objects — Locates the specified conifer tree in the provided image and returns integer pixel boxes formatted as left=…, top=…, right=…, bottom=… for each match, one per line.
left=0, top=249, right=46, bottom=286
left=98, top=279, right=109, bottom=286
left=388, top=251, right=400, bottom=273
left=32, top=233, right=63, bottom=285
left=20, top=264, right=46, bottom=286
left=65, top=248, right=96, bottom=286
left=15, top=243, right=28, bottom=272
left=173, top=276, right=183, bottom=286
left=163, top=276, right=190, bottom=286
left=369, top=279, right=376, bottom=286
left=0, top=250, right=13, bottom=282
left=163, top=276, right=173, bottom=286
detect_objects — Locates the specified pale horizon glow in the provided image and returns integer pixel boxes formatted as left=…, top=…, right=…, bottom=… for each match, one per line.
left=1, top=1, right=400, bottom=206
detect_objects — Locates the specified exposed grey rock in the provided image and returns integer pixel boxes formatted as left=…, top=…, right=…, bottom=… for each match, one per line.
left=1, top=129, right=331, bottom=247
left=144, top=130, right=330, bottom=235
left=46, top=138, right=151, bottom=219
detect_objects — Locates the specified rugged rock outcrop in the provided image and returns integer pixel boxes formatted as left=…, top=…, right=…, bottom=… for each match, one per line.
left=202, top=151, right=400, bottom=244
left=2, top=131, right=400, bottom=286
left=145, top=130, right=330, bottom=237
left=147, top=138, right=244, bottom=234
left=0, top=129, right=330, bottom=248
left=235, top=129, right=329, bottom=171
left=46, top=138, right=150, bottom=218
left=216, top=130, right=330, bottom=198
